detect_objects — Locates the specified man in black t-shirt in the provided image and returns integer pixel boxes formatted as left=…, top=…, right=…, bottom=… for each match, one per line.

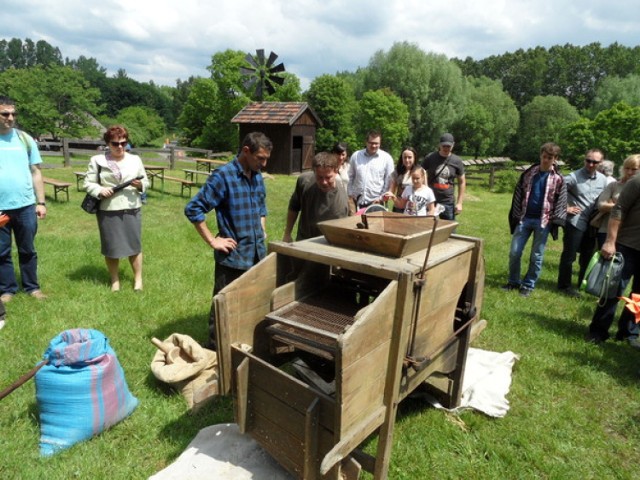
left=422, top=133, right=466, bottom=220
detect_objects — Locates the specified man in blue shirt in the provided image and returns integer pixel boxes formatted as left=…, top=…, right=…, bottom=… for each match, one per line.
left=503, top=143, right=567, bottom=297
left=0, top=96, right=47, bottom=304
left=557, top=149, right=607, bottom=297
left=185, top=132, right=272, bottom=349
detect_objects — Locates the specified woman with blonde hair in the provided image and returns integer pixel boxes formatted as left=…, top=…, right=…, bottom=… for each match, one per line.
left=593, top=154, right=640, bottom=248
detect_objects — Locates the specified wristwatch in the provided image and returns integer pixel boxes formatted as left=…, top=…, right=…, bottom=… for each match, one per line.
left=37, top=202, right=46, bottom=206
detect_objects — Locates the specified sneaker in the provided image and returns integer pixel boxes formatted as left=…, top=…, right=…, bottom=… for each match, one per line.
left=501, top=283, right=520, bottom=291
left=29, top=290, right=47, bottom=300
left=0, top=293, right=14, bottom=303
left=628, top=337, right=640, bottom=349
left=558, top=287, right=581, bottom=298
left=519, top=287, right=533, bottom=297
left=0, top=316, right=5, bottom=330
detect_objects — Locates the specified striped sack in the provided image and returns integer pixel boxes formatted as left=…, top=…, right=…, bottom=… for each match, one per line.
left=35, top=328, right=139, bottom=456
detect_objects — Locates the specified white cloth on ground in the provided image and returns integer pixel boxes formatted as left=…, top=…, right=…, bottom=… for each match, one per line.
left=425, top=348, right=519, bottom=418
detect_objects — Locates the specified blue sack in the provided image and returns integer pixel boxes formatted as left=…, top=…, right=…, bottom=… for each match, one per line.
left=35, top=329, right=139, bottom=456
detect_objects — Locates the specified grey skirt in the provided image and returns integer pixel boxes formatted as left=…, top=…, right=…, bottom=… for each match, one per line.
left=97, top=208, right=142, bottom=258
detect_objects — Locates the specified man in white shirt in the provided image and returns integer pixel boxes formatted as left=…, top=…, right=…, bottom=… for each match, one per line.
left=347, top=130, right=394, bottom=213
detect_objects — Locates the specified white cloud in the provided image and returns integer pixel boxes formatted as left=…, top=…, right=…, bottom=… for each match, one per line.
left=2, top=0, right=639, bottom=88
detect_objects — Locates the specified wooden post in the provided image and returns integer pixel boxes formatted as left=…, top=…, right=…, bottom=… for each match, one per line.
left=169, top=147, right=176, bottom=170
left=62, top=138, right=70, bottom=167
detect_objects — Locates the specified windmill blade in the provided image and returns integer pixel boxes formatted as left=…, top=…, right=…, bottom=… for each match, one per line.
left=268, top=75, right=286, bottom=86
left=266, top=51, right=278, bottom=68
left=239, top=66, right=256, bottom=76
left=255, top=49, right=265, bottom=65
left=269, top=62, right=285, bottom=74
left=244, top=53, right=259, bottom=68
left=243, top=77, right=257, bottom=90
left=255, top=82, right=264, bottom=100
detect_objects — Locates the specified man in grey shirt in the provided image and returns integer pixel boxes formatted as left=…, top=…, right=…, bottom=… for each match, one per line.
left=557, top=149, right=607, bottom=296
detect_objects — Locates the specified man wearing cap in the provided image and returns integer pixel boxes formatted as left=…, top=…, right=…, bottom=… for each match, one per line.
left=422, top=133, right=466, bottom=220
left=556, top=148, right=607, bottom=297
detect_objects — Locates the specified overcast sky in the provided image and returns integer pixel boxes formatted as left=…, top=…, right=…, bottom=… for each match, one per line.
left=4, top=0, right=640, bottom=89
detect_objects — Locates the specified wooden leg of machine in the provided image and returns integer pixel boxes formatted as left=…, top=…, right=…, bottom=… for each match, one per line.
left=304, top=398, right=320, bottom=480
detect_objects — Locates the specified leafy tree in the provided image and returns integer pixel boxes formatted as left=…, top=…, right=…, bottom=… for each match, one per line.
left=590, top=74, right=640, bottom=116
left=355, top=88, right=409, bottom=158
left=0, top=65, right=100, bottom=139
left=116, top=106, right=165, bottom=146
left=177, top=77, right=222, bottom=149
left=0, top=38, right=62, bottom=72
left=514, top=95, right=581, bottom=161
left=360, top=41, right=465, bottom=153
left=304, top=74, right=358, bottom=151
left=265, top=72, right=302, bottom=102
left=561, top=102, right=640, bottom=166
left=206, top=50, right=254, bottom=151
left=453, top=76, right=519, bottom=157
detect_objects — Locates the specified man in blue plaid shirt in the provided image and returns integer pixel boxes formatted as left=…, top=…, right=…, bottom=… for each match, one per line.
left=185, top=131, right=272, bottom=349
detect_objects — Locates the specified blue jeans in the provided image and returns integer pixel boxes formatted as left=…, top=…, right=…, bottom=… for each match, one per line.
left=0, top=204, right=40, bottom=294
left=588, top=243, right=640, bottom=341
left=557, top=223, right=596, bottom=289
left=439, top=202, right=455, bottom=220
left=508, top=217, right=551, bottom=290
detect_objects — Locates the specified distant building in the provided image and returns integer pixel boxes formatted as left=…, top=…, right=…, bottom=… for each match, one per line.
left=231, top=102, right=322, bottom=175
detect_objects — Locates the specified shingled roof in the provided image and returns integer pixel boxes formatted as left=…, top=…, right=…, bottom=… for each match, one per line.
left=231, top=102, right=321, bottom=126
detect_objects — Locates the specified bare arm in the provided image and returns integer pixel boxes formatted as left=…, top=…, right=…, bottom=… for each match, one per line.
left=283, top=210, right=298, bottom=242
left=455, top=174, right=466, bottom=214
left=601, top=217, right=620, bottom=259
left=30, top=165, right=47, bottom=219
left=192, top=220, right=237, bottom=254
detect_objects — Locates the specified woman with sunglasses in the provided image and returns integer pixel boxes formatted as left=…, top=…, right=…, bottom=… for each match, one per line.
left=83, top=125, right=149, bottom=292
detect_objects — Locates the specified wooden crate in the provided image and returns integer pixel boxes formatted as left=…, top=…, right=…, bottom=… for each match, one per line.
left=317, top=212, right=457, bottom=257
left=214, top=234, right=484, bottom=479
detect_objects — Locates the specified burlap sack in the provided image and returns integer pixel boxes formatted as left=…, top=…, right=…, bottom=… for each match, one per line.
left=150, top=333, right=219, bottom=412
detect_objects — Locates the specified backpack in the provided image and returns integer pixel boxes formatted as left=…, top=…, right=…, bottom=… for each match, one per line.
left=15, top=128, right=33, bottom=157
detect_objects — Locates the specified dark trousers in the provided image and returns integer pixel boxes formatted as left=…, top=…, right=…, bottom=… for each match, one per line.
left=557, top=224, right=596, bottom=289
left=588, top=243, right=640, bottom=341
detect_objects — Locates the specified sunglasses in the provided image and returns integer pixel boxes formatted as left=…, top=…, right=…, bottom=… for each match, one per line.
left=585, top=159, right=601, bottom=165
left=0, top=112, right=17, bottom=118
left=110, top=141, right=128, bottom=147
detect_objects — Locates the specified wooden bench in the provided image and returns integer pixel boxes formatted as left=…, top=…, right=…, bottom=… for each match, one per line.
left=42, top=177, right=72, bottom=202
left=183, top=168, right=212, bottom=184
left=163, top=176, right=196, bottom=197
left=73, top=171, right=86, bottom=191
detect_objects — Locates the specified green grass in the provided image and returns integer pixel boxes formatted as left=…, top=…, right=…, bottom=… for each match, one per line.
left=1, top=167, right=639, bottom=479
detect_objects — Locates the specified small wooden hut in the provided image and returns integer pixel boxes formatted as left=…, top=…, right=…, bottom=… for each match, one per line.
left=231, top=102, right=322, bottom=175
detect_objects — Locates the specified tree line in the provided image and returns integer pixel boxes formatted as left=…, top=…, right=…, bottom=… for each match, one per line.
left=1, top=38, right=640, bottom=167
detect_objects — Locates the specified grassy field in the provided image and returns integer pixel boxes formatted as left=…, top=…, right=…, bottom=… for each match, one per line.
left=1, top=161, right=639, bottom=479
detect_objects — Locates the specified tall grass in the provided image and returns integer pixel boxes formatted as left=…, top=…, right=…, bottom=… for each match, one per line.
left=1, top=166, right=639, bottom=479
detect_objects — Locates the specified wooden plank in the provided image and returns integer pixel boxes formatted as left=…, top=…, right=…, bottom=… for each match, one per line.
left=270, top=281, right=296, bottom=310
left=216, top=254, right=277, bottom=394
left=304, top=398, right=320, bottom=480
left=235, top=357, right=249, bottom=433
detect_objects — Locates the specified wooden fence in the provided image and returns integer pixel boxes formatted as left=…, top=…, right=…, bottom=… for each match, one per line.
left=37, top=138, right=231, bottom=170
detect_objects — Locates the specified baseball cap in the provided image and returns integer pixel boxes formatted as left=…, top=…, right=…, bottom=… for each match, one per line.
left=439, top=133, right=454, bottom=146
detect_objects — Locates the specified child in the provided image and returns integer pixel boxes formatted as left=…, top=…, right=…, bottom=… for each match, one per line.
left=385, top=166, right=435, bottom=216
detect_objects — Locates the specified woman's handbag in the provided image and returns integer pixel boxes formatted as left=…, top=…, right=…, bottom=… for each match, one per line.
left=581, top=252, right=625, bottom=305
left=81, top=165, right=101, bottom=214
left=80, top=194, right=100, bottom=214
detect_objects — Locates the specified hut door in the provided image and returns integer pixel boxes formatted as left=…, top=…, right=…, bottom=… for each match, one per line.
left=302, top=135, right=314, bottom=170
left=291, top=136, right=303, bottom=173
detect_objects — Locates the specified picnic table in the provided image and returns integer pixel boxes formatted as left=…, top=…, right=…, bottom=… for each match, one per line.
left=144, top=165, right=167, bottom=191
left=195, top=158, right=228, bottom=172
